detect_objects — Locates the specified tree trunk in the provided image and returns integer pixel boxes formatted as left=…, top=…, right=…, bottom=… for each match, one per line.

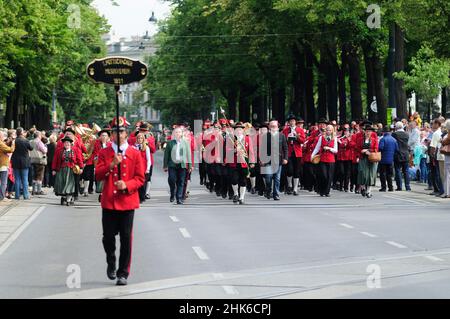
left=326, top=41, right=338, bottom=121
left=252, top=95, right=264, bottom=124
left=222, top=88, right=238, bottom=120
left=372, top=54, right=388, bottom=125
left=291, top=44, right=304, bottom=118
left=348, top=45, right=363, bottom=121
left=318, top=46, right=328, bottom=120
left=338, top=45, right=348, bottom=124
left=304, top=44, right=315, bottom=124
left=363, top=48, right=377, bottom=122
left=442, top=87, right=448, bottom=117
left=394, top=23, right=407, bottom=119
left=271, top=80, right=286, bottom=123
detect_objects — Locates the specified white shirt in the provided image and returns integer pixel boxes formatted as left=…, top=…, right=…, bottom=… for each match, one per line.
left=175, top=139, right=181, bottom=162
left=311, top=136, right=338, bottom=158
left=431, top=128, right=444, bottom=161
left=112, top=142, right=129, bottom=156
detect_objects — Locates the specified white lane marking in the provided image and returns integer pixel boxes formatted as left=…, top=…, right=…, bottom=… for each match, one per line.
left=222, top=285, right=239, bottom=295
left=360, top=232, right=378, bottom=238
left=425, top=255, right=444, bottom=262
left=179, top=228, right=191, bottom=238
left=339, top=223, right=354, bottom=229
left=0, top=206, right=46, bottom=256
left=386, top=241, right=408, bottom=249
left=169, top=216, right=179, bottom=223
left=383, top=194, right=428, bottom=205
left=192, top=246, right=210, bottom=260
left=213, top=273, right=225, bottom=280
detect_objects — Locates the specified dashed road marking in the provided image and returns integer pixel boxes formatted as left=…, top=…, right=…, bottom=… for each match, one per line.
left=169, top=216, right=179, bottom=223
left=386, top=241, right=408, bottom=249
left=192, top=246, right=210, bottom=260
left=425, top=255, right=444, bottom=262
left=339, top=223, right=354, bottom=229
left=222, top=285, right=239, bottom=295
left=360, top=232, right=378, bottom=238
left=179, top=228, right=191, bottom=238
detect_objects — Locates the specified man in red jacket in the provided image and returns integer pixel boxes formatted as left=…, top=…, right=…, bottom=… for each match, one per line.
left=282, top=114, right=306, bottom=195
left=95, top=117, right=145, bottom=286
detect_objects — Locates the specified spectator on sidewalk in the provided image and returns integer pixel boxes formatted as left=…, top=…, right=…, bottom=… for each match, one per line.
left=11, top=127, right=33, bottom=200
left=429, top=119, right=444, bottom=196
left=441, top=120, right=450, bottom=199
left=46, top=134, right=57, bottom=188
left=392, top=121, right=411, bottom=191
left=0, top=130, right=15, bottom=202
left=30, top=131, right=48, bottom=195
left=378, top=126, right=398, bottom=192
left=408, top=121, right=420, bottom=154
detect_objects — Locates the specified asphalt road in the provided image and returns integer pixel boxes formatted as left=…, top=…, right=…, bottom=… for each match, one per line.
left=1, top=151, right=450, bottom=299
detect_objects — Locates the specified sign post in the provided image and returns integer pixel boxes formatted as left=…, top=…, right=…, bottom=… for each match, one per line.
left=87, top=56, right=148, bottom=177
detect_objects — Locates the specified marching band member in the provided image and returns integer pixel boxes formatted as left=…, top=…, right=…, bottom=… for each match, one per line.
left=336, top=126, right=352, bottom=192
left=95, top=116, right=145, bottom=286
left=282, top=114, right=306, bottom=196
left=133, top=133, right=152, bottom=203
left=52, top=136, right=84, bottom=206
left=302, top=126, right=319, bottom=192
left=311, top=124, right=338, bottom=197
left=93, top=127, right=112, bottom=202
left=229, top=122, right=254, bottom=204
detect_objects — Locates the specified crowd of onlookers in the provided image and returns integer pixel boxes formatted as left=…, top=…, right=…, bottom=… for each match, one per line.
left=0, top=126, right=58, bottom=202
left=378, top=114, right=450, bottom=198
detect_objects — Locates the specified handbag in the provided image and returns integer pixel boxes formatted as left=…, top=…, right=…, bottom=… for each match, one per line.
left=440, top=144, right=450, bottom=156
left=29, top=140, right=47, bottom=165
left=368, top=151, right=381, bottom=163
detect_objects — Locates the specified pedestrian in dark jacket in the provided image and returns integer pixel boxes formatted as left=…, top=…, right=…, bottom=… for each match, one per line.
left=392, top=121, right=411, bottom=191
left=11, top=127, right=33, bottom=200
left=378, top=126, right=398, bottom=191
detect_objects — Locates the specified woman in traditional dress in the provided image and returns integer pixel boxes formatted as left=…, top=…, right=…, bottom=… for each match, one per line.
left=357, top=125, right=379, bottom=198
left=52, top=136, right=84, bottom=206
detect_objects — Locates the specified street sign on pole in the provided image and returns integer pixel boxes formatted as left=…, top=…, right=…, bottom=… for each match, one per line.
left=87, top=56, right=148, bottom=177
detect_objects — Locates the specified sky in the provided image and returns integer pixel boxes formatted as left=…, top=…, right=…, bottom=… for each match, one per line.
left=91, top=0, right=172, bottom=39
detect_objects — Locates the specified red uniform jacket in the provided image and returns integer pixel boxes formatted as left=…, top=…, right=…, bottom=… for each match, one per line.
left=227, top=135, right=255, bottom=168
left=282, top=126, right=306, bottom=158
left=95, top=145, right=146, bottom=211
left=302, top=133, right=318, bottom=163
left=337, top=136, right=352, bottom=161
left=52, top=147, right=84, bottom=171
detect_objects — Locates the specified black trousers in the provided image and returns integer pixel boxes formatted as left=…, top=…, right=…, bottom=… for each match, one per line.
left=379, top=163, right=394, bottom=190
left=287, top=154, right=302, bottom=179
left=139, top=173, right=150, bottom=202
left=337, top=160, right=352, bottom=191
left=74, top=174, right=80, bottom=197
left=82, top=164, right=95, bottom=193
left=303, top=162, right=316, bottom=191
left=102, top=209, right=134, bottom=279
left=318, top=162, right=335, bottom=196
left=231, top=166, right=248, bottom=187
left=168, top=166, right=187, bottom=201
left=350, top=163, right=359, bottom=189
left=199, top=162, right=207, bottom=184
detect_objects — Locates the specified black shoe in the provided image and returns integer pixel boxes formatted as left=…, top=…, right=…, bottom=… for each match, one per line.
left=388, top=188, right=394, bottom=192
left=379, top=188, right=386, bottom=192
left=228, top=195, right=234, bottom=200
left=233, top=195, right=239, bottom=204
left=222, top=193, right=227, bottom=199
left=251, top=188, right=256, bottom=195
left=177, top=200, right=183, bottom=205
left=366, top=193, right=373, bottom=198
left=170, top=196, right=175, bottom=203
left=361, top=189, right=366, bottom=197
left=273, top=195, right=280, bottom=201
left=145, top=194, right=151, bottom=199
left=265, top=192, right=271, bottom=199
left=286, top=189, right=293, bottom=195
left=395, top=188, right=402, bottom=191
left=116, top=277, right=127, bottom=286
left=239, top=199, right=244, bottom=205
left=325, top=194, right=331, bottom=197
left=293, top=191, right=299, bottom=196
left=107, top=265, right=116, bottom=280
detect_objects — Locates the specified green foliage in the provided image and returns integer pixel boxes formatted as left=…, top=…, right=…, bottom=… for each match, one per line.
left=395, top=45, right=450, bottom=103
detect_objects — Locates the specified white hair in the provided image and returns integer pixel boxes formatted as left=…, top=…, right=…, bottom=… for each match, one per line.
left=445, top=119, right=450, bottom=130
left=395, top=122, right=403, bottom=130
